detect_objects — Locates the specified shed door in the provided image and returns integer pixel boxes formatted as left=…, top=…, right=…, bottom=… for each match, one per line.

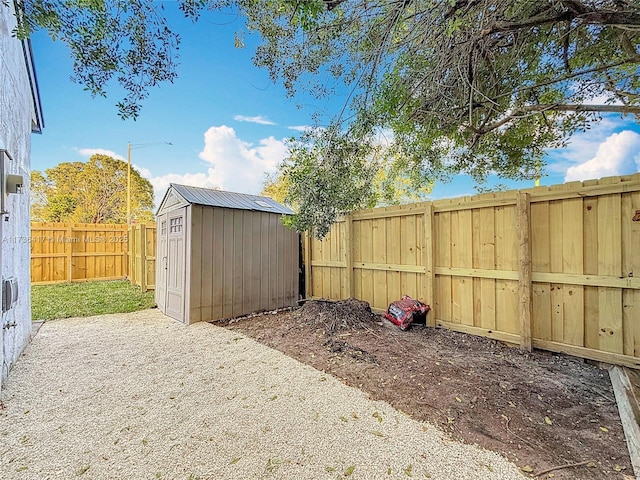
left=163, top=208, right=187, bottom=322
left=155, top=216, right=168, bottom=312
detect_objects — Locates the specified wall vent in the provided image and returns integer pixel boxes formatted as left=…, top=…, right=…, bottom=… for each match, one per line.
left=2, top=277, right=18, bottom=313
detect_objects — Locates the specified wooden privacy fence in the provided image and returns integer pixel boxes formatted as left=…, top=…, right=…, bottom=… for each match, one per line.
left=30, top=222, right=157, bottom=291
left=304, top=173, right=640, bottom=368
left=127, top=224, right=156, bottom=292
left=30, top=223, right=129, bottom=284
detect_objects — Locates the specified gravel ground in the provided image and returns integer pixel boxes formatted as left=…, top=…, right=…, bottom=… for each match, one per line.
left=0, top=309, right=526, bottom=480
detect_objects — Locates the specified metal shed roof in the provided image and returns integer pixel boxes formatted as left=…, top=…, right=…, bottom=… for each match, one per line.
left=169, top=183, right=294, bottom=215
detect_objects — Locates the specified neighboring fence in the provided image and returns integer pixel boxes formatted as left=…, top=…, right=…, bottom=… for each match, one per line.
left=30, top=222, right=157, bottom=291
left=127, top=224, right=156, bottom=292
left=30, top=223, right=129, bottom=284
left=304, top=173, right=640, bottom=368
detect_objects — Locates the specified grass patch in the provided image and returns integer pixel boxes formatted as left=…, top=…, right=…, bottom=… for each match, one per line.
left=32, top=280, right=156, bottom=320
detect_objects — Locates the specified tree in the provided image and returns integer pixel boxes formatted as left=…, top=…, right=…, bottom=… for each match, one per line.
left=260, top=127, right=380, bottom=236
left=29, top=170, right=50, bottom=222
left=19, top=1, right=640, bottom=235
left=261, top=171, right=291, bottom=207
left=262, top=131, right=431, bottom=237
left=245, top=0, right=640, bottom=235
left=31, top=154, right=154, bottom=224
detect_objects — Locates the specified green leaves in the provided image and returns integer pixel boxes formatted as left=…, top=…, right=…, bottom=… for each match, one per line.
left=264, top=122, right=434, bottom=238
left=279, top=126, right=380, bottom=238
left=30, top=154, right=154, bottom=224
left=286, top=0, right=325, bottom=31
left=18, top=0, right=180, bottom=119
left=247, top=0, right=640, bottom=236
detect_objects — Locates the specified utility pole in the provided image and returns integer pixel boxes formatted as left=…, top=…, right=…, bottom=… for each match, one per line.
left=127, top=142, right=131, bottom=224
left=126, top=141, right=171, bottom=225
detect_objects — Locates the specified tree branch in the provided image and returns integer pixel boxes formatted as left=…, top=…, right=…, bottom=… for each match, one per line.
left=523, top=103, right=640, bottom=114
left=470, top=103, right=640, bottom=135
left=481, top=3, right=640, bottom=37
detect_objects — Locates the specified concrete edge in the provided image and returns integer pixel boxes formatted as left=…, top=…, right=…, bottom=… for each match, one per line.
left=31, top=320, right=44, bottom=339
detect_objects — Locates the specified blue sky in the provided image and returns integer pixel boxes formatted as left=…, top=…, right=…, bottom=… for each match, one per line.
left=30, top=2, right=640, bottom=208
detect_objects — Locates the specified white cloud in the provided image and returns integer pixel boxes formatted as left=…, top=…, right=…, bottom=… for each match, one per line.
left=545, top=117, right=628, bottom=175
left=134, top=165, right=153, bottom=179
left=233, top=115, right=276, bottom=125
left=197, top=125, right=287, bottom=194
left=131, top=126, right=289, bottom=209
left=564, top=130, right=640, bottom=182
left=76, top=148, right=125, bottom=161
left=288, top=125, right=312, bottom=132
left=141, top=168, right=222, bottom=209
left=583, top=93, right=623, bottom=106
left=373, top=128, right=395, bottom=147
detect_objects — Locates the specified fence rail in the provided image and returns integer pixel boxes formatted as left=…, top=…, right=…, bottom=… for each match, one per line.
left=305, top=173, right=640, bottom=369
left=30, top=222, right=156, bottom=291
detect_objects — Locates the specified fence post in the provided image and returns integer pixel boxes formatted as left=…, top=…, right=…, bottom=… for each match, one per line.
left=128, top=225, right=136, bottom=284
left=304, top=231, right=312, bottom=299
left=424, top=203, right=436, bottom=326
left=139, top=225, right=147, bottom=292
left=65, top=223, right=73, bottom=282
left=517, top=191, right=533, bottom=351
left=344, top=213, right=353, bottom=298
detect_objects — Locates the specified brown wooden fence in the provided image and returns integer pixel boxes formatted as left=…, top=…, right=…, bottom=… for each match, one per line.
left=127, top=224, right=156, bottom=292
left=31, top=223, right=129, bottom=284
left=30, top=222, right=157, bottom=291
left=304, top=173, right=640, bottom=368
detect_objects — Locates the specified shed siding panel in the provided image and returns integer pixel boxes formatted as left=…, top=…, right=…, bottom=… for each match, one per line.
left=175, top=206, right=298, bottom=324
left=200, top=206, right=214, bottom=321
left=254, top=212, right=265, bottom=310
left=277, top=214, right=286, bottom=308
left=243, top=211, right=256, bottom=313
left=183, top=206, right=192, bottom=325
left=232, top=210, right=245, bottom=317
left=211, top=207, right=225, bottom=320
left=222, top=209, right=235, bottom=319
left=190, top=205, right=203, bottom=323
left=261, top=213, right=271, bottom=309
left=269, top=214, right=279, bottom=310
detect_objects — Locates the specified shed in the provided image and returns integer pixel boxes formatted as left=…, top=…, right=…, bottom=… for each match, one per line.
left=155, top=184, right=299, bottom=324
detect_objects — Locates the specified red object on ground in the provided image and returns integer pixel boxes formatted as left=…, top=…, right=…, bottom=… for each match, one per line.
left=384, top=295, right=431, bottom=331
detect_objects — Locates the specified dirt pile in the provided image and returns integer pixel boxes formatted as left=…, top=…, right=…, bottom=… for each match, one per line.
left=295, top=299, right=381, bottom=362
left=295, top=298, right=380, bottom=333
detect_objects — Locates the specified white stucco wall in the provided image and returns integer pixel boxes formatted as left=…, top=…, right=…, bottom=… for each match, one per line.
left=0, top=3, right=37, bottom=390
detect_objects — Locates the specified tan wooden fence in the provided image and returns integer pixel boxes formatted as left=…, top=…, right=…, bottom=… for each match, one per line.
left=30, top=222, right=157, bottom=291
left=31, top=223, right=129, bottom=284
left=127, top=224, right=156, bottom=292
left=304, top=173, right=640, bottom=368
